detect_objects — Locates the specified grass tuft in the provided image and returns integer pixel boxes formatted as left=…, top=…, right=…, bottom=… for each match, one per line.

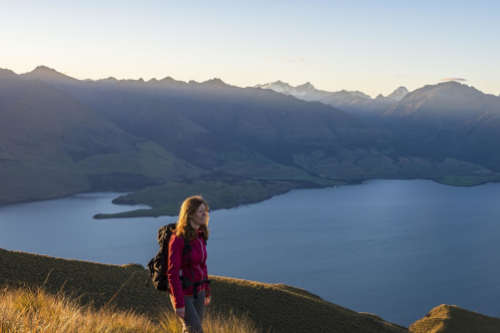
left=0, top=285, right=259, bottom=333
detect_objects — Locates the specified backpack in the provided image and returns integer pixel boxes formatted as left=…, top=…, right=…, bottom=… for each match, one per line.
left=147, top=223, right=191, bottom=291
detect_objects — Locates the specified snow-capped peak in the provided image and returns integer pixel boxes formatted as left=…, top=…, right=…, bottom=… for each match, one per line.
left=255, top=81, right=293, bottom=93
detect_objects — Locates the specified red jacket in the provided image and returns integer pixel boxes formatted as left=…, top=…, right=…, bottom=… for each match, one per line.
left=167, top=231, right=209, bottom=309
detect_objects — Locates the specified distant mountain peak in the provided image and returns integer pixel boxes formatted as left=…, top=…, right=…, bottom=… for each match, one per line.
left=427, top=81, right=481, bottom=95
left=438, top=81, right=466, bottom=88
left=350, top=91, right=371, bottom=99
left=98, top=77, right=118, bottom=82
left=201, top=78, right=228, bottom=88
left=159, top=76, right=186, bottom=85
left=387, top=87, right=409, bottom=101
left=32, top=65, right=62, bottom=75
left=34, top=65, right=54, bottom=71
left=255, top=81, right=376, bottom=102
left=374, top=93, right=396, bottom=105
left=22, top=65, right=77, bottom=82
left=122, top=78, right=145, bottom=84
left=255, top=80, right=316, bottom=96
left=0, top=68, right=17, bottom=78
left=161, top=76, right=180, bottom=83
left=206, top=78, right=225, bottom=84
left=337, top=90, right=352, bottom=96
left=296, top=82, right=316, bottom=92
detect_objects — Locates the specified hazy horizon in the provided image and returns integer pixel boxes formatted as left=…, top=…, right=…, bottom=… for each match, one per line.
left=2, top=0, right=499, bottom=97
left=3, top=64, right=497, bottom=100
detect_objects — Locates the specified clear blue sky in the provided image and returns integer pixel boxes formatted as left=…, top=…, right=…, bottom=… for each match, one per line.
left=2, top=0, right=499, bottom=97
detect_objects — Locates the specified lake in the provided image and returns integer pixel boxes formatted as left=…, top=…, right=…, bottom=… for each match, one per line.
left=1, top=179, right=499, bottom=326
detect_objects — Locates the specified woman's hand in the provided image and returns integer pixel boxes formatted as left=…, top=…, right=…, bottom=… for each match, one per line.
left=175, top=307, right=185, bottom=318
left=205, top=295, right=211, bottom=306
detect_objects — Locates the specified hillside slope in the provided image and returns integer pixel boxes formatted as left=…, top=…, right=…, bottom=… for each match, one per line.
left=0, top=69, right=201, bottom=204
left=0, top=248, right=407, bottom=333
left=380, top=82, right=500, bottom=172
left=409, top=304, right=500, bottom=333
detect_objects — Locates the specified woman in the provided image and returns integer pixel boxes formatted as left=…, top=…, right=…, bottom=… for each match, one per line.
left=167, top=195, right=211, bottom=333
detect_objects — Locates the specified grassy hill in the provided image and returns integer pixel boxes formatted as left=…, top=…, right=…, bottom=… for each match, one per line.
left=2, top=248, right=499, bottom=332
left=0, top=248, right=407, bottom=333
left=409, top=304, right=500, bottom=333
left=0, top=286, right=258, bottom=333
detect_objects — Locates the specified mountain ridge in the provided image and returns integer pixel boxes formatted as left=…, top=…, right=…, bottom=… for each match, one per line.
left=254, top=80, right=410, bottom=122
left=379, top=81, right=500, bottom=171
left=1, top=66, right=498, bottom=212
left=254, top=80, right=407, bottom=102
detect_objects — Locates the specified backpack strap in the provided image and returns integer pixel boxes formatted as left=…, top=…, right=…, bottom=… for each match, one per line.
left=182, top=279, right=211, bottom=299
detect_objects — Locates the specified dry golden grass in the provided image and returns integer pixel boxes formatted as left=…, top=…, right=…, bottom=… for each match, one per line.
left=0, top=286, right=259, bottom=333
left=0, top=248, right=408, bottom=333
left=409, top=304, right=500, bottom=333
left=3, top=248, right=498, bottom=333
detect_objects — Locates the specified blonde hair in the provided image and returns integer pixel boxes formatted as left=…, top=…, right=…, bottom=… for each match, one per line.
left=175, top=195, right=209, bottom=242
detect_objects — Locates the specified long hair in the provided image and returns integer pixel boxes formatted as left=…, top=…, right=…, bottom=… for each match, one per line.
left=175, top=195, right=209, bottom=242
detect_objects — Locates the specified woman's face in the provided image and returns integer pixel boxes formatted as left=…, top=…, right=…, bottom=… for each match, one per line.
left=190, top=203, right=208, bottom=228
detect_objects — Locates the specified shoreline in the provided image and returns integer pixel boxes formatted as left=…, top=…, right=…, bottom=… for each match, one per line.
left=93, top=176, right=497, bottom=219
left=1, top=176, right=497, bottom=218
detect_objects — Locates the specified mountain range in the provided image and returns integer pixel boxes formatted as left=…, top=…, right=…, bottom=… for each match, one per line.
left=255, top=80, right=410, bottom=121
left=256, top=79, right=500, bottom=172
left=0, top=67, right=201, bottom=204
left=0, top=66, right=498, bottom=212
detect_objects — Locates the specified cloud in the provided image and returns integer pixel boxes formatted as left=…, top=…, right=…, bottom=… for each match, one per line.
left=440, top=77, right=467, bottom=82
left=281, top=58, right=305, bottom=63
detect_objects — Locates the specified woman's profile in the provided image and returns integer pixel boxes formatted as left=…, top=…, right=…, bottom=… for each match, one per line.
left=168, top=195, right=211, bottom=333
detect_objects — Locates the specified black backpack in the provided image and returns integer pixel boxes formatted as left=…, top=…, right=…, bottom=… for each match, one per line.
left=147, top=223, right=190, bottom=291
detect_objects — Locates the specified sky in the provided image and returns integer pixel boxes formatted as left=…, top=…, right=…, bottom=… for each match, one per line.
left=1, top=0, right=499, bottom=97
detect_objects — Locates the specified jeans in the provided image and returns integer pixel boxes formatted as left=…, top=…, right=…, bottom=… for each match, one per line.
left=173, top=289, right=206, bottom=333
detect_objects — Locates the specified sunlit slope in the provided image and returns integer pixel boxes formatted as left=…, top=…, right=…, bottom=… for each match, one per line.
left=33, top=67, right=498, bottom=185
left=90, top=77, right=417, bottom=176
left=409, top=304, right=500, bottom=333
left=0, top=286, right=259, bottom=333
left=380, top=82, right=500, bottom=172
left=0, top=69, right=201, bottom=204
left=0, top=248, right=407, bottom=333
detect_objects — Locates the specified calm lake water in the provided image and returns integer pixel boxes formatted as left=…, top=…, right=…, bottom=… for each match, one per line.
left=1, top=179, right=500, bottom=326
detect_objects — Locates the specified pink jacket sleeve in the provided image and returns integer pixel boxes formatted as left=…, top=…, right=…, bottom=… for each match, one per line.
left=167, top=234, right=185, bottom=309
